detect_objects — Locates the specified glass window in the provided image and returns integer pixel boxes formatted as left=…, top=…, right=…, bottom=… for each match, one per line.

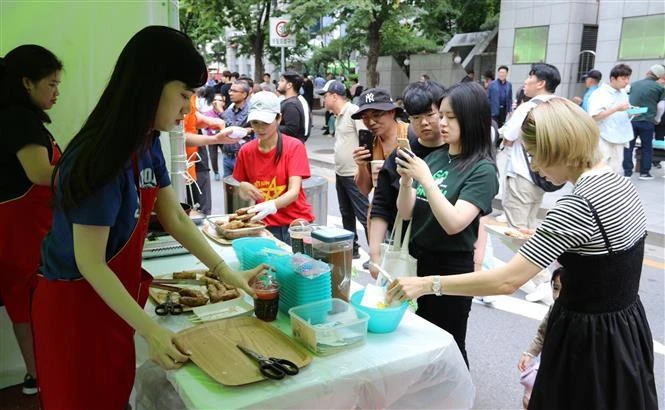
left=619, top=14, right=665, bottom=60
left=513, top=26, right=549, bottom=64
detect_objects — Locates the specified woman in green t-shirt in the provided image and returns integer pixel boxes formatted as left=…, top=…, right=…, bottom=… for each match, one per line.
left=395, top=82, right=499, bottom=366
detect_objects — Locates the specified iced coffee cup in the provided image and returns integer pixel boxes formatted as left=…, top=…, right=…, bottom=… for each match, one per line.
left=370, top=160, right=385, bottom=188
left=288, top=219, right=312, bottom=254
left=251, top=275, right=280, bottom=322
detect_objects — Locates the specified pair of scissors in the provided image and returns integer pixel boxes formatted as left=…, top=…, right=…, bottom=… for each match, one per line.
left=237, top=345, right=299, bottom=380
left=155, top=292, right=183, bottom=316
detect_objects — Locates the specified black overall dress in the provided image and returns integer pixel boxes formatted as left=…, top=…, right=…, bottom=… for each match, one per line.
left=528, top=197, right=658, bottom=409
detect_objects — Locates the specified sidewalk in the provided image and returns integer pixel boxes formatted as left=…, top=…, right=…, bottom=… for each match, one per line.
left=306, top=109, right=665, bottom=247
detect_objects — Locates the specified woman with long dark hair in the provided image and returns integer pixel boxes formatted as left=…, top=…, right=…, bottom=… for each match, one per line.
left=0, top=44, right=62, bottom=395
left=394, top=82, right=499, bottom=366
left=32, top=26, right=267, bottom=409
left=233, top=91, right=314, bottom=242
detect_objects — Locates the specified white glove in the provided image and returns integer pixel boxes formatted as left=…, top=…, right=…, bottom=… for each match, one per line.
left=227, top=126, right=248, bottom=139
left=248, top=200, right=277, bottom=222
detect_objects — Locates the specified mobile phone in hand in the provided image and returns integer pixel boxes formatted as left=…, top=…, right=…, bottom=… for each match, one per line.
left=397, top=138, right=411, bottom=151
left=358, top=130, right=373, bottom=161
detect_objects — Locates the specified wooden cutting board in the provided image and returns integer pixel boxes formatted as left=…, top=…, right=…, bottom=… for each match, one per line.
left=174, top=316, right=312, bottom=386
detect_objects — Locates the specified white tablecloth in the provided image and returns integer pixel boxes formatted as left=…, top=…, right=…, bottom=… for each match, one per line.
left=134, top=243, right=474, bottom=409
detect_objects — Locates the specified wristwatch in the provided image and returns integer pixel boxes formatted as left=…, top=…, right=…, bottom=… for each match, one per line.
left=431, top=275, right=442, bottom=296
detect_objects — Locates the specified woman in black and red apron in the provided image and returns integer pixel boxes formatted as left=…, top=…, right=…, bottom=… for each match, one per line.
left=31, top=27, right=267, bottom=410
left=0, top=45, right=63, bottom=395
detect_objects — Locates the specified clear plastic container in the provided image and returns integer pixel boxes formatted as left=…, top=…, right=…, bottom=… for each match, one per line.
left=289, top=298, right=369, bottom=356
left=311, top=228, right=354, bottom=301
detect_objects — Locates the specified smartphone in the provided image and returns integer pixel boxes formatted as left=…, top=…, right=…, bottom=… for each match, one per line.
left=358, top=130, right=374, bottom=161
left=397, top=138, right=411, bottom=152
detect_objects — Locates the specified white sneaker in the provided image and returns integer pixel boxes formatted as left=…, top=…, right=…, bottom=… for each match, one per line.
left=525, top=282, right=552, bottom=304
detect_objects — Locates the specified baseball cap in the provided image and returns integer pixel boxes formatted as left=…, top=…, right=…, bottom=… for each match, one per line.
left=248, top=91, right=281, bottom=123
left=582, top=69, right=602, bottom=81
left=649, top=64, right=665, bottom=79
left=316, top=80, right=346, bottom=96
left=351, top=88, right=404, bottom=120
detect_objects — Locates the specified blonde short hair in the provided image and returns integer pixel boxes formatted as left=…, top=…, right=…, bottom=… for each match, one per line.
left=521, top=97, right=600, bottom=172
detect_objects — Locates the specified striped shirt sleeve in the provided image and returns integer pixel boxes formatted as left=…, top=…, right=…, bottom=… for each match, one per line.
left=519, top=195, right=595, bottom=268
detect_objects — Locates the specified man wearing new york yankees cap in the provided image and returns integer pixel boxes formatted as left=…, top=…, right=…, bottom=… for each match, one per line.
left=318, top=80, right=369, bottom=259
left=351, top=88, right=409, bottom=195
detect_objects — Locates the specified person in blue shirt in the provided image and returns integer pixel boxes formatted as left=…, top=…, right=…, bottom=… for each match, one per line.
left=31, top=26, right=267, bottom=410
left=572, top=69, right=601, bottom=112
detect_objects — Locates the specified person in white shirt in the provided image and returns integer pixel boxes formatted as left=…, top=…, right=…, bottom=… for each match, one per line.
left=318, top=80, right=369, bottom=258
left=499, top=63, right=561, bottom=304
left=587, top=64, right=633, bottom=174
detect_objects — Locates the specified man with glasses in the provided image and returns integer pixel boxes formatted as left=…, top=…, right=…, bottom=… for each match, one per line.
left=318, top=80, right=369, bottom=259
left=212, top=81, right=252, bottom=178
left=350, top=88, right=409, bottom=196
left=367, top=81, right=446, bottom=278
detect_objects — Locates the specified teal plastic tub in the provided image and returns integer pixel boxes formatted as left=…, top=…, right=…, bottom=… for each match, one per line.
left=231, top=237, right=279, bottom=270
left=350, top=289, right=408, bottom=333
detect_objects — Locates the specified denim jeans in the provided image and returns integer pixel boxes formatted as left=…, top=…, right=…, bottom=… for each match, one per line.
left=266, top=226, right=290, bottom=245
left=624, top=121, right=654, bottom=175
left=335, top=174, right=369, bottom=250
left=223, top=155, right=236, bottom=177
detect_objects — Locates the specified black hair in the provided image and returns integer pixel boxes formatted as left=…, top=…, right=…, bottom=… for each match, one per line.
left=551, top=266, right=564, bottom=283
left=442, top=82, right=496, bottom=172
left=528, top=63, right=561, bottom=93
left=238, top=76, right=254, bottom=89
left=354, top=85, right=364, bottom=98
left=402, top=80, right=446, bottom=116
left=610, top=63, right=632, bottom=80
left=203, top=85, right=216, bottom=105
left=515, top=86, right=531, bottom=108
left=232, top=72, right=240, bottom=79
left=497, top=65, right=509, bottom=72
left=56, top=26, right=206, bottom=212
left=281, top=71, right=303, bottom=91
left=1, top=44, right=63, bottom=123
left=483, top=70, right=495, bottom=81
left=263, top=73, right=271, bottom=78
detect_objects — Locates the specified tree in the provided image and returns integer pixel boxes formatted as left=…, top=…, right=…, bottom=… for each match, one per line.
left=179, top=0, right=227, bottom=55
left=288, top=0, right=436, bottom=88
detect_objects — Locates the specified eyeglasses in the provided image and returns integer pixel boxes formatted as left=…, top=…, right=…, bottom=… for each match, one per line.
left=409, top=111, right=440, bottom=123
left=360, top=110, right=388, bottom=121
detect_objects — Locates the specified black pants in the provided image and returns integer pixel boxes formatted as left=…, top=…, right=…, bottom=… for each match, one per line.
left=412, top=248, right=474, bottom=367
left=335, top=174, right=369, bottom=250
left=324, top=111, right=332, bottom=130
left=495, top=105, right=508, bottom=128
left=208, top=144, right=222, bottom=173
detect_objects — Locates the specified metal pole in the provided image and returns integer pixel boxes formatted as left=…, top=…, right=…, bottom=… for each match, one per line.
left=281, top=47, right=285, bottom=73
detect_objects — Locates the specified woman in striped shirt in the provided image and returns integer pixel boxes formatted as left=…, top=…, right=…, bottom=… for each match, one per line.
left=388, top=98, right=657, bottom=409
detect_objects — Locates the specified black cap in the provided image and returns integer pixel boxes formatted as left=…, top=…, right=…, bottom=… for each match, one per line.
left=582, top=69, right=602, bottom=81
left=351, top=88, right=404, bottom=119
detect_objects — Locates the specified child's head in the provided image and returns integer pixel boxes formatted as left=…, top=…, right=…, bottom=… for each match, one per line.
left=551, top=267, right=563, bottom=300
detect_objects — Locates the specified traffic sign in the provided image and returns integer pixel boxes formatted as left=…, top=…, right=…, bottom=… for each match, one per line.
left=269, top=17, right=296, bottom=48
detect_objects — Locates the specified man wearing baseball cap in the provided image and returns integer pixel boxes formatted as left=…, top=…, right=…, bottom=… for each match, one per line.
left=623, top=64, right=665, bottom=180
left=318, top=80, right=369, bottom=259
left=574, top=69, right=601, bottom=112
left=232, top=91, right=314, bottom=242
left=350, top=88, right=409, bottom=194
